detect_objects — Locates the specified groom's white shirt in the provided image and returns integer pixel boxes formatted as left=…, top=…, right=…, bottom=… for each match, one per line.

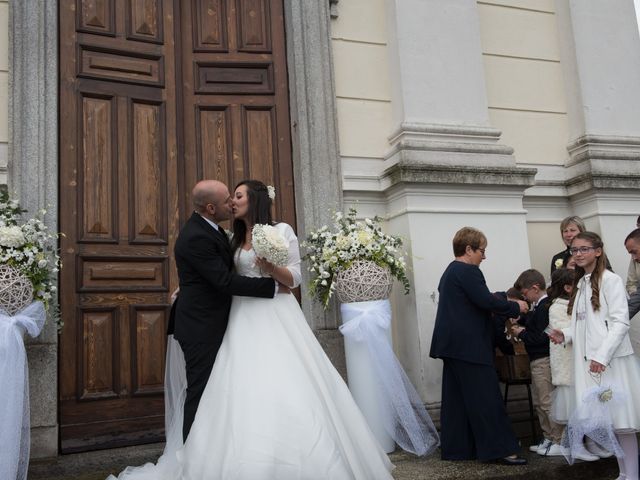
left=198, top=213, right=222, bottom=232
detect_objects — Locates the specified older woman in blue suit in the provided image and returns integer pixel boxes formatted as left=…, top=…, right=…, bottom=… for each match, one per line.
left=430, top=227, right=529, bottom=465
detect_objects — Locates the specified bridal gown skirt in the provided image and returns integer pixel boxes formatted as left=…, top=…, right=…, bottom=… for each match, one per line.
left=177, top=293, right=394, bottom=480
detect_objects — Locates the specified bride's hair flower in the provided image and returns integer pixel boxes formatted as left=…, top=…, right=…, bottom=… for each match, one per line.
left=252, top=224, right=288, bottom=266
left=267, top=185, right=276, bottom=200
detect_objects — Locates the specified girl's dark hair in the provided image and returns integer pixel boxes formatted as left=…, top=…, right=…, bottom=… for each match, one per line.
left=547, top=268, right=575, bottom=306
left=230, top=179, right=273, bottom=253
left=567, top=232, right=606, bottom=315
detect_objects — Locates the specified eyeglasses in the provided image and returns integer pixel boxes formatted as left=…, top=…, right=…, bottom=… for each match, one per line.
left=569, top=246, right=596, bottom=255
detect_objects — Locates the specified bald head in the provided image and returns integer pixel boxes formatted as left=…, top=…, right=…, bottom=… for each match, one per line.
left=192, top=180, right=231, bottom=222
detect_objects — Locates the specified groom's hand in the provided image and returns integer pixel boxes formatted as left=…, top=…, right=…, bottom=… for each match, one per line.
left=276, top=282, right=292, bottom=295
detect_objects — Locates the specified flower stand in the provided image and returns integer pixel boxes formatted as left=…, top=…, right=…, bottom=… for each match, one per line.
left=337, top=262, right=439, bottom=456
left=340, top=299, right=396, bottom=453
left=0, top=266, right=46, bottom=480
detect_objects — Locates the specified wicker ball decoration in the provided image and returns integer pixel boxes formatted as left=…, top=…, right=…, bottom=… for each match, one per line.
left=335, top=260, right=393, bottom=303
left=0, top=264, right=33, bottom=316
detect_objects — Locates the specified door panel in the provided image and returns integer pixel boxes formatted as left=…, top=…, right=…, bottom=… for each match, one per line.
left=60, top=0, right=178, bottom=452
left=179, top=0, right=294, bottom=226
left=60, top=0, right=294, bottom=452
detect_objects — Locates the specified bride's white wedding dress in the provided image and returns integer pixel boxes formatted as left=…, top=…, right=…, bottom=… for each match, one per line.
left=108, top=223, right=394, bottom=480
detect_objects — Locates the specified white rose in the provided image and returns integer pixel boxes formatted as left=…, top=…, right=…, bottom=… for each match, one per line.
left=38, top=259, right=48, bottom=268
left=0, top=225, right=26, bottom=248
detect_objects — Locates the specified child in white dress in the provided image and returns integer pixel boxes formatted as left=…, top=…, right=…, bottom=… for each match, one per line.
left=548, top=268, right=575, bottom=425
left=549, top=232, right=640, bottom=480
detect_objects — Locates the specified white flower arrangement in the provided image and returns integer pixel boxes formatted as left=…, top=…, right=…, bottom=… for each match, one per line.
left=252, top=223, right=289, bottom=266
left=302, top=208, right=410, bottom=308
left=0, top=191, right=61, bottom=313
left=267, top=185, right=276, bottom=200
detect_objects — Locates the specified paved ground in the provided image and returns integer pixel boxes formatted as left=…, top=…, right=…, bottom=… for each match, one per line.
left=29, top=441, right=619, bottom=480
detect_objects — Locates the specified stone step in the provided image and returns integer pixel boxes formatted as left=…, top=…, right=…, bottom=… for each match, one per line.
left=28, top=442, right=619, bottom=480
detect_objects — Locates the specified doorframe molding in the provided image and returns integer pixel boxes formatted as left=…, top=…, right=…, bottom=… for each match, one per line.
left=8, top=0, right=59, bottom=458
left=284, top=0, right=343, bottom=330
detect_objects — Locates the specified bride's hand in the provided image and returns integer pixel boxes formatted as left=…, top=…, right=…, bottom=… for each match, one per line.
left=255, top=257, right=276, bottom=275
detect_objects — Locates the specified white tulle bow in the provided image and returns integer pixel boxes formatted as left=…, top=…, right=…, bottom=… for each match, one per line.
left=340, top=300, right=439, bottom=456
left=0, top=301, right=46, bottom=480
left=561, top=382, right=626, bottom=464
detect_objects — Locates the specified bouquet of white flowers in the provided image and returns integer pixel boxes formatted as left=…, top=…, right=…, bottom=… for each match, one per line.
left=0, top=191, right=60, bottom=313
left=252, top=224, right=289, bottom=266
left=302, top=209, right=410, bottom=307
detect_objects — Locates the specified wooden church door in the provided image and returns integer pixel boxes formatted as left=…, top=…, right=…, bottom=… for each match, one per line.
left=59, top=0, right=294, bottom=452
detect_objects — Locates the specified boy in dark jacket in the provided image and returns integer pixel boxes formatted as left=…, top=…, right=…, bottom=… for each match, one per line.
left=512, top=269, right=564, bottom=456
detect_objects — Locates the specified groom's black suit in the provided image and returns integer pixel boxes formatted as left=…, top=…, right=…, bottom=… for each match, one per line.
left=173, top=212, right=275, bottom=440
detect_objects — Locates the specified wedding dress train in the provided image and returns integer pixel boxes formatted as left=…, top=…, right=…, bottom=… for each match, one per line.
left=108, top=223, right=394, bottom=480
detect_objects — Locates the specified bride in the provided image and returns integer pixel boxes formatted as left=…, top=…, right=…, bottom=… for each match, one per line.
left=108, top=180, right=395, bottom=480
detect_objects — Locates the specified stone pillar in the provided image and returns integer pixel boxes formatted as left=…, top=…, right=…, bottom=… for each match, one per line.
left=284, top=1, right=343, bottom=329
left=8, top=0, right=59, bottom=458
left=284, top=0, right=345, bottom=373
left=556, top=0, right=640, bottom=273
left=382, top=0, right=535, bottom=403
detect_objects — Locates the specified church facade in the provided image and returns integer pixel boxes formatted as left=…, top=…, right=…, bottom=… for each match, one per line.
left=1, top=0, right=638, bottom=458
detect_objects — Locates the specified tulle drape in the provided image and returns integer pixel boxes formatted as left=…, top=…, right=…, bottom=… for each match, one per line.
left=0, top=301, right=46, bottom=480
left=340, top=299, right=439, bottom=456
left=106, top=335, right=187, bottom=480
left=561, top=383, right=625, bottom=464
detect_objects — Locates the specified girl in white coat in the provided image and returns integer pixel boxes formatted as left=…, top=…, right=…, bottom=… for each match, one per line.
left=550, top=232, right=640, bottom=480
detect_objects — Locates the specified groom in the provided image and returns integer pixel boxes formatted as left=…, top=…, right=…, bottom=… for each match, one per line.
left=171, top=179, right=278, bottom=441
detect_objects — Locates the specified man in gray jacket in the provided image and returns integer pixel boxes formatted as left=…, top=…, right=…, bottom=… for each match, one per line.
left=626, top=228, right=640, bottom=318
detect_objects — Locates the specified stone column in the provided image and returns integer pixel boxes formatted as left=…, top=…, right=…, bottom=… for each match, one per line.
left=284, top=0, right=343, bottom=328
left=556, top=0, right=640, bottom=273
left=284, top=0, right=345, bottom=371
left=8, top=0, right=59, bottom=458
left=382, top=0, right=535, bottom=403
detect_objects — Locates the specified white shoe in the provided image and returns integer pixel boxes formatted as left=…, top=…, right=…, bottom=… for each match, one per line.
left=531, top=438, right=551, bottom=453
left=585, top=439, right=614, bottom=458
left=540, top=443, right=565, bottom=456
left=572, top=445, right=599, bottom=462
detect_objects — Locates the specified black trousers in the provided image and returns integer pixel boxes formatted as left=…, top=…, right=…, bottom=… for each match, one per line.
left=440, top=358, right=520, bottom=461
left=178, top=340, right=221, bottom=442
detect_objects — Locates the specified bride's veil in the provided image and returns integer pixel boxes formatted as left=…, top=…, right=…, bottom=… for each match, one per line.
left=163, top=334, right=187, bottom=457
left=107, top=335, right=186, bottom=479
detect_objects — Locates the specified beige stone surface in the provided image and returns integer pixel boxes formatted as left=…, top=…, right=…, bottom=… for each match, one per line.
left=336, top=98, right=392, bottom=158
left=478, top=2, right=560, bottom=60
left=483, top=55, right=566, bottom=113
left=332, top=40, right=391, bottom=101
left=488, top=108, right=569, bottom=166
left=0, top=71, right=8, bottom=143
left=0, top=3, right=7, bottom=71
left=527, top=222, right=563, bottom=276
left=330, top=0, right=387, bottom=44
left=477, top=0, right=555, bottom=13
